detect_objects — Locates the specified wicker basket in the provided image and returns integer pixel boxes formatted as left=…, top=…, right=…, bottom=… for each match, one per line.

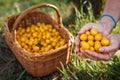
left=4, top=4, right=73, bottom=77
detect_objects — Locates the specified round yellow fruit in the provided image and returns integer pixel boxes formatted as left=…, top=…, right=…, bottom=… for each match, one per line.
left=90, top=47, right=95, bottom=51
left=78, top=28, right=110, bottom=52
left=16, top=22, right=66, bottom=53
left=101, top=37, right=110, bottom=46
left=85, top=31, right=90, bottom=35
left=80, top=41, right=86, bottom=46
left=88, top=40, right=94, bottom=46
left=94, top=43, right=101, bottom=51
left=88, top=35, right=94, bottom=41
left=80, top=34, right=87, bottom=41
left=82, top=42, right=90, bottom=50
left=90, top=29, right=98, bottom=36
left=95, top=33, right=103, bottom=41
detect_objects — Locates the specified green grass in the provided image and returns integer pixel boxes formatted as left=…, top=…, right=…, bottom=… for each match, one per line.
left=1, top=0, right=120, bottom=80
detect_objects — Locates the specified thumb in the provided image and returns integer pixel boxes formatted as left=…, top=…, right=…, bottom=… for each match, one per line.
left=101, top=31, right=111, bottom=37
left=78, top=24, right=92, bottom=34
left=99, top=44, right=119, bottom=53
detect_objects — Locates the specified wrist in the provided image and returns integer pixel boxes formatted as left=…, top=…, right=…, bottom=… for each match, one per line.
left=99, top=16, right=115, bottom=33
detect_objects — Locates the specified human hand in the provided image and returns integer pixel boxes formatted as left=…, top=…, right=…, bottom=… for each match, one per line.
left=78, top=22, right=111, bottom=36
left=77, top=34, right=120, bottom=61
left=75, top=22, right=110, bottom=57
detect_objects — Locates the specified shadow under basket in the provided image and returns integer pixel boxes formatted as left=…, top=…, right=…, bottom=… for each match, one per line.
left=4, top=4, right=73, bottom=77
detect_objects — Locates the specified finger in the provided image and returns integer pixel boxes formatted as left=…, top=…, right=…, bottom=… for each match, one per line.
left=75, top=35, right=80, bottom=52
left=103, top=34, right=112, bottom=38
left=82, top=51, right=99, bottom=60
left=95, top=28, right=109, bottom=37
left=78, top=23, right=93, bottom=34
left=84, top=50, right=106, bottom=60
left=94, top=22, right=109, bottom=36
left=84, top=50, right=114, bottom=61
left=77, top=52, right=86, bottom=58
left=102, top=31, right=110, bottom=37
left=99, top=44, right=119, bottom=53
left=100, top=52, right=115, bottom=61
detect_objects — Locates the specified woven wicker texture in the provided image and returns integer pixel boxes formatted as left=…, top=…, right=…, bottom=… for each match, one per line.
left=4, top=4, right=73, bottom=77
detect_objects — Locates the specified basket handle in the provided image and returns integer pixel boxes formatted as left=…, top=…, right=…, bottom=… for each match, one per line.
left=12, top=3, right=62, bottom=32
